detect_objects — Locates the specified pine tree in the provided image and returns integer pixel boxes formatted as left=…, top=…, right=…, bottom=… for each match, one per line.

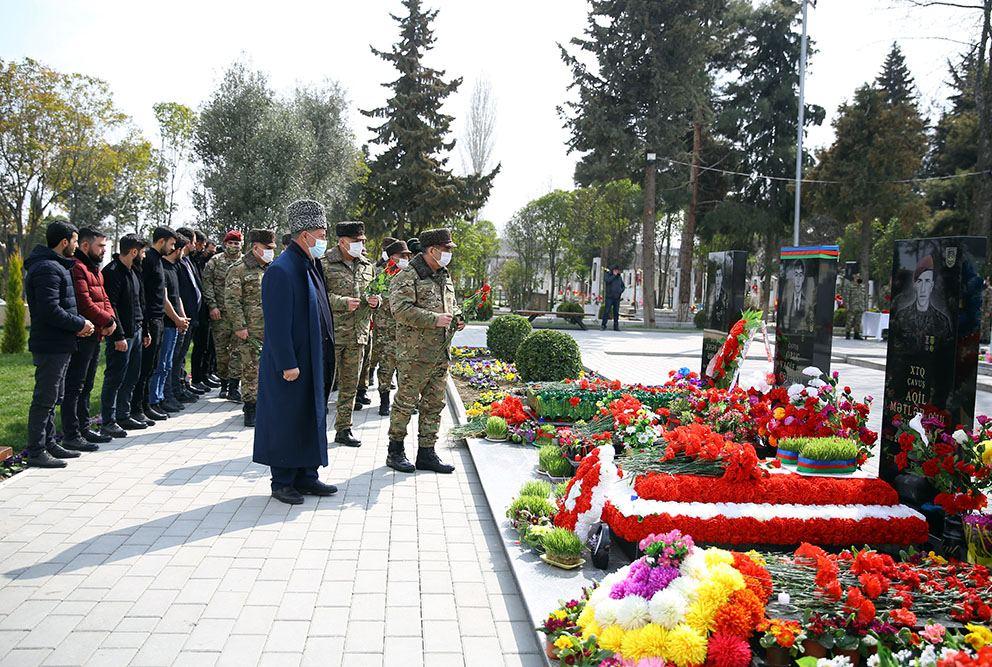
left=362, top=0, right=498, bottom=238
left=2, top=250, right=27, bottom=354
left=876, top=43, right=916, bottom=107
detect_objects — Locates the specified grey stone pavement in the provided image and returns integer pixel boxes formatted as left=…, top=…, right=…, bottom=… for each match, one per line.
left=0, top=370, right=543, bottom=666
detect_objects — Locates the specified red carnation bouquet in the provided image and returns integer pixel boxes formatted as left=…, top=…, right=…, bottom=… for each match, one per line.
left=461, top=282, right=491, bottom=317
left=705, top=309, right=765, bottom=389
left=366, top=259, right=401, bottom=295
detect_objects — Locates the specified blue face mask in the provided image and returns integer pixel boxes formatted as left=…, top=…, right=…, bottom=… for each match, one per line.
left=306, top=232, right=327, bottom=259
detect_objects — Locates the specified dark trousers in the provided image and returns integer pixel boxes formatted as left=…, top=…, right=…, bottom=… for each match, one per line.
left=167, top=327, right=193, bottom=401
left=322, top=337, right=335, bottom=407
left=602, top=298, right=620, bottom=329
left=271, top=466, right=318, bottom=491
left=134, top=318, right=164, bottom=412
left=62, top=337, right=100, bottom=438
left=191, top=318, right=211, bottom=383
left=101, top=332, right=142, bottom=425
left=26, top=352, right=72, bottom=456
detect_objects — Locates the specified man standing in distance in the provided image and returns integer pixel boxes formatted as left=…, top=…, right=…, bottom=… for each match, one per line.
left=254, top=200, right=337, bottom=505
left=203, top=230, right=244, bottom=401
left=136, top=226, right=177, bottom=422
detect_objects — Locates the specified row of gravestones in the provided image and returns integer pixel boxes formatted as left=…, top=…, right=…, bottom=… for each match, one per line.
left=699, top=237, right=988, bottom=485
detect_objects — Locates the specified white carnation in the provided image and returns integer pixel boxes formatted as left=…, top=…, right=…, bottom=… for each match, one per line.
left=594, top=600, right=618, bottom=627
left=648, top=588, right=688, bottom=629
left=953, top=429, right=969, bottom=444
left=613, top=594, right=650, bottom=630
left=802, top=366, right=823, bottom=378
left=787, top=383, right=806, bottom=400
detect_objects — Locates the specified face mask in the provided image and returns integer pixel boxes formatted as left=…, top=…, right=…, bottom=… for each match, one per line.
left=224, top=244, right=240, bottom=256
left=308, top=234, right=327, bottom=259
left=397, top=258, right=410, bottom=269
left=260, top=248, right=274, bottom=264
left=348, top=241, right=364, bottom=257
left=382, top=251, right=389, bottom=262
left=437, top=251, right=452, bottom=268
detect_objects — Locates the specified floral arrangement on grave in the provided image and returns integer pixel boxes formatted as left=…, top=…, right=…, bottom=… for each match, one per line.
left=892, top=413, right=992, bottom=514
left=965, top=513, right=992, bottom=566
left=539, top=595, right=612, bottom=665
left=366, top=258, right=401, bottom=295
left=866, top=622, right=992, bottom=667
left=705, top=309, right=765, bottom=388
left=777, top=437, right=862, bottom=475
left=566, top=530, right=771, bottom=667
left=621, top=423, right=767, bottom=482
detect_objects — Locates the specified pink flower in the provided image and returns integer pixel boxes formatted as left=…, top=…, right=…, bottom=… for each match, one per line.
left=921, top=623, right=946, bottom=644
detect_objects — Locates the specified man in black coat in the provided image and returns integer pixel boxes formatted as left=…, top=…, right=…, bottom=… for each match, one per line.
left=171, top=227, right=204, bottom=402
left=602, top=266, right=625, bottom=331
left=135, top=226, right=177, bottom=422
left=23, top=220, right=96, bottom=468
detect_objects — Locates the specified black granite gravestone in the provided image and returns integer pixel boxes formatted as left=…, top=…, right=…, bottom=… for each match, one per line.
left=879, top=236, right=988, bottom=482
left=844, top=261, right=860, bottom=281
left=701, top=251, right=748, bottom=375
left=773, top=246, right=839, bottom=385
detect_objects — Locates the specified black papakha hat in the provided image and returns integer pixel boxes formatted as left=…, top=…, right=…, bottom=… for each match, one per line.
left=419, top=228, right=456, bottom=248
left=384, top=239, right=410, bottom=257
left=249, top=229, right=276, bottom=245
left=335, top=221, right=365, bottom=238
left=407, top=237, right=422, bottom=254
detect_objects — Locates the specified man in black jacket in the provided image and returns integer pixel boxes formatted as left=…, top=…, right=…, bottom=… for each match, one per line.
left=136, top=226, right=177, bottom=421
left=24, top=220, right=96, bottom=468
left=101, top=234, right=151, bottom=434
left=602, top=266, right=625, bottom=331
left=156, top=234, right=191, bottom=413
left=185, top=229, right=215, bottom=392
left=170, top=228, right=203, bottom=403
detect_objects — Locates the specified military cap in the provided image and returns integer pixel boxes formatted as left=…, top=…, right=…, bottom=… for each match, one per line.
left=249, top=229, right=276, bottom=245
left=407, top=237, right=422, bottom=254
left=335, top=221, right=365, bottom=238
left=384, top=239, right=410, bottom=257
left=223, top=229, right=242, bottom=244
left=914, top=255, right=934, bottom=281
left=287, top=199, right=326, bottom=234
left=419, top=228, right=456, bottom=249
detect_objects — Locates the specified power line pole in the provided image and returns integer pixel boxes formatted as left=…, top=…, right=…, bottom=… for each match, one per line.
left=793, top=0, right=811, bottom=247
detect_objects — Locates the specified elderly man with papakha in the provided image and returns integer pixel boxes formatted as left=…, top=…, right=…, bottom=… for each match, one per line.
left=386, top=227, right=464, bottom=474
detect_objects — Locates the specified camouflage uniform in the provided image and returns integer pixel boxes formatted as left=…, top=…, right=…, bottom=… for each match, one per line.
left=373, top=294, right=397, bottom=388
left=321, top=245, right=376, bottom=431
left=224, top=251, right=267, bottom=403
left=360, top=325, right=373, bottom=390
left=842, top=279, right=868, bottom=338
left=202, top=250, right=242, bottom=380
left=387, top=253, right=461, bottom=449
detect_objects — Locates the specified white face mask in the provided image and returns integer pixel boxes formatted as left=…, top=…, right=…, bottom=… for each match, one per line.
left=260, top=248, right=274, bottom=264
left=347, top=241, right=364, bottom=258
left=437, top=251, right=452, bottom=268
left=397, top=258, right=410, bottom=269
left=382, top=251, right=389, bottom=262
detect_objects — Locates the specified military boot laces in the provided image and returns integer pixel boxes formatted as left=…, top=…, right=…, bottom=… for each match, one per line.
left=386, top=440, right=415, bottom=473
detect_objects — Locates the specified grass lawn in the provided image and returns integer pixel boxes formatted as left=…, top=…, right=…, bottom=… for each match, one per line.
left=0, top=351, right=108, bottom=453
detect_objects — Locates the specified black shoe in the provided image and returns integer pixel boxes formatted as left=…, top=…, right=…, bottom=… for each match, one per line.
left=120, top=417, right=148, bottom=430
left=190, top=382, right=209, bottom=394
left=227, top=380, right=242, bottom=403
left=100, top=423, right=128, bottom=439
left=178, top=391, right=197, bottom=404
left=613, top=326, right=620, bottom=332
left=158, top=401, right=182, bottom=414
left=204, top=377, right=221, bottom=389
left=244, top=402, right=256, bottom=428
left=218, top=379, right=229, bottom=400
left=144, top=404, right=168, bottom=421
left=271, top=486, right=304, bottom=505
left=295, top=480, right=338, bottom=496
left=386, top=440, right=415, bottom=473
left=81, top=428, right=112, bottom=444
left=356, top=390, right=372, bottom=406
left=26, top=450, right=66, bottom=468
left=845, top=332, right=851, bottom=340
left=48, top=443, right=81, bottom=459
left=208, top=374, right=222, bottom=385
left=854, top=334, right=863, bottom=340
left=601, top=324, right=607, bottom=331
left=61, top=436, right=98, bottom=452
left=378, top=392, right=391, bottom=417
left=415, top=448, right=454, bottom=474
left=334, top=429, right=361, bottom=447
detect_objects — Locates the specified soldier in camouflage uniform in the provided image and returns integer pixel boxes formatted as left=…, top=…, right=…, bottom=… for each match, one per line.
left=225, top=229, right=275, bottom=427
left=365, top=237, right=397, bottom=389
left=373, top=239, right=413, bottom=416
left=387, top=228, right=463, bottom=474
left=321, top=221, right=379, bottom=447
left=842, top=273, right=868, bottom=340
left=203, top=230, right=244, bottom=400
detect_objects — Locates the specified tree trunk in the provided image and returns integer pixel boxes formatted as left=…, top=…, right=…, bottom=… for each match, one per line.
left=677, top=121, right=703, bottom=321
left=860, top=217, right=872, bottom=288
left=641, top=159, right=657, bottom=326
left=971, top=0, right=992, bottom=239
left=662, top=213, right=673, bottom=310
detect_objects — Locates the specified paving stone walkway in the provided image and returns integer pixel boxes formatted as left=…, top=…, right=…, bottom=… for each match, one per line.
left=0, top=364, right=542, bottom=666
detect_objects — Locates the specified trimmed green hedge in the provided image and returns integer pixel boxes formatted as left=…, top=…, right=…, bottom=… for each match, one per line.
left=515, top=330, right=582, bottom=382
left=487, top=314, right=532, bottom=362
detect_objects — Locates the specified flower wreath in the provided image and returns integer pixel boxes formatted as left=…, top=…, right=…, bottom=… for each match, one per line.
left=555, top=445, right=618, bottom=539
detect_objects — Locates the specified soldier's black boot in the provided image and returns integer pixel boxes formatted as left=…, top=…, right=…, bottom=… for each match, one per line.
left=335, top=429, right=361, bottom=447
left=845, top=331, right=851, bottom=340
left=356, top=389, right=372, bottom=406
left=227, top=379, right=242, bottom=403
left=218, top=379, right=229, bottom=400
left=378, top=392, right=391, bottom=417
left=386, top=440, right=415, bottom=473
left=244, top=402, right=256, bottom=427
left=415, top=447, right=455, bottom=474
left=854, top=333, right=863, bottom=340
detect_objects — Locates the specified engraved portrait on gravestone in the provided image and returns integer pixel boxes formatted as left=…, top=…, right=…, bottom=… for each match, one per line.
left=780, top=259, right=815, bottom=334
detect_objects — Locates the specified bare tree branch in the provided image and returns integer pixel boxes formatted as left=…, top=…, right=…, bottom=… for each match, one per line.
left=461, top=77, right=497, bottom=177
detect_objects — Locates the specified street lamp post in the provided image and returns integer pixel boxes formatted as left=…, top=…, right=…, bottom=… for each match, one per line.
left=792, top=0, right=810, bottom=247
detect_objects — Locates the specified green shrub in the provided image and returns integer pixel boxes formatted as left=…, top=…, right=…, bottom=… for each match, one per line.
left=793, top=437, right=859, bottom=461
left=693, top=309, right=706, bottom=330
left=485, top=416, right=508, bottom=439
left=541, top=528, right=584, bottom=564
left=505, top=494, right=556, bottom=520
left=519, top=480, right=552, bottom=498
left=833, top=307, right=847, bottom=327
left=515, top=330, right=582, bottom=382
left=2, top=251, right=27, bottom=354
left=475, top=300, right=493, bottom=321
left=487, top=314, right=532, bottom=362
left=556, top=300, right=585, bottom=326
left=538, top=443, right=573, bottom=477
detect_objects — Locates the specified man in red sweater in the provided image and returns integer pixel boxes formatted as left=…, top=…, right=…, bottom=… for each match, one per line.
left=62, top=227, right=118, bottom=451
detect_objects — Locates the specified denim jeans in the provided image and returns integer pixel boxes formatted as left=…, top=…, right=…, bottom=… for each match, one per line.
left=62, top=337, right=100, bottom=438
left=26, top=353, right=72, bottom=456
left=101, top=332, right=142, bottom=425
left=149, top=326, right=178, bottom=404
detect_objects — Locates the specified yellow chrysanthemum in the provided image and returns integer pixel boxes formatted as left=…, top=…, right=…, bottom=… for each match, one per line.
left=695, top=582, right=732, bottom=612
left=981, top=440, right=992, bottom=466
left=663, top=623, right=708, bottom=667
left=620, top=625, right=668, bottom=661
left=745, top=550, right=767, bottom=567
left=709, top=563, right=746, bottom=593
left=577, top=603, right=596, bottom=630
left=582, top=620, right=603, bottom=641
left=965, top=624, right=992, bottom=650
left=684, top=600, right=718, bottom=635
left=599, top=624, right=626, bottom=653
left=704, top=548, right=734, bottom=567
